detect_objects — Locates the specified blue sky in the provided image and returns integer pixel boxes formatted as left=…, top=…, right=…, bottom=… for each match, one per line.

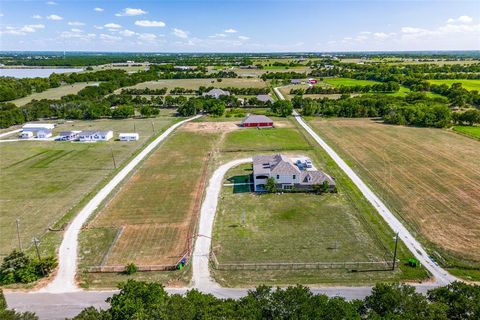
left=0, top=0, right=479, bottom=52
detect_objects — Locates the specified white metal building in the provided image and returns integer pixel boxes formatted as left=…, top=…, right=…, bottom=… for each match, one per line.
left=119, top=133, right=139, bottom=141
left=78, top=130, right=113, bottom=142
left=37, top=130, right=52, bottom=139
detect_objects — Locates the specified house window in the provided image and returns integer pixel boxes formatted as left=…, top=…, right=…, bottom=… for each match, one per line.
left=293, top=175, right=296, bottom=179
left=283, top=185, right=293, bottom=190
left=276, top=175, right=279, bottom=179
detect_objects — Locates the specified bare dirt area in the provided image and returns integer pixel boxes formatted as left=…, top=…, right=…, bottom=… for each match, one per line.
left=181, top=121, right=240, bottom=133
left=310, top=118, right=480, bottom=265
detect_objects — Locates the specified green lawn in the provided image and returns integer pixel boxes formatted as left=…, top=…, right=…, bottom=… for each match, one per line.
left=0, top=117, right=175, bottom=258
left=222, top=127, right=311, bottom=151
left=10, top=82, right=98, bottom=106
left=323, top=78, right=381, bottom=87
left=428, top=79, right=480, bottom=91
left=453, top=125, right=480, bottom=139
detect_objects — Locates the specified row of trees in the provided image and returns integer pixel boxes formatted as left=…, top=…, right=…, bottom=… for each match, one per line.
left=120, top=87, right=168, bottom=95
left=291, top=81, right=400, bottom=95
left=293, top=94, right=472, bottom=128
left=65, top=280, right=480, bottom=320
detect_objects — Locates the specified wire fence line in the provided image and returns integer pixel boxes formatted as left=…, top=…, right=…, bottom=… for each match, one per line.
left=210, top=251, right=398, bottom=272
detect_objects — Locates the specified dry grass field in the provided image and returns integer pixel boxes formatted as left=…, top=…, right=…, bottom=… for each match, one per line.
left=84, top=129, right=219, bottom=267
left=116, top=78, right=267, bottom=94
left=0, top=117, right=175, bottom=258
left=11, top=82, right=98, bottom=106
left=309, top=118, right=480, bottom=268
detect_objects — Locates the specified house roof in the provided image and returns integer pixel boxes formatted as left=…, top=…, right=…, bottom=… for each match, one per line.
left=22, top=123, right=55, bottom=129
left=242, top=114, right=273, bottom=124
left=204, top=88, right=230, bottom=96
left=79, top=130, right=112, bottom=136
left=59, top=131, right=81, bottom=135
left=253, top=154, right=300, bottom=176
left=256, top=94, right=274, bottom=103
left=300, top=171, right=335, bottom=185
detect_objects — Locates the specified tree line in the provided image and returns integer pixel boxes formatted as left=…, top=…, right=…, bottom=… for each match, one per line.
left=64, top=280, right=480, bottom=320
left=291, top=81, right=400, bottom=95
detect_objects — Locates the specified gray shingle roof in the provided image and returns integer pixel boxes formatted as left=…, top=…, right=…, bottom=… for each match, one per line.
left=203, top=88, right=230, bottom=97
left=253, top=154, right=299, bottom=176
left=300, top=171, right=335, bottom=185
left=256, top=94, right=274, bottom=103
left=242, top=114, right=273, bottom=124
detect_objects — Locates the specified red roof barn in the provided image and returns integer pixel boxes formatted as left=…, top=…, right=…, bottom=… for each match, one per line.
left=241, top=115, right=274, bottom=128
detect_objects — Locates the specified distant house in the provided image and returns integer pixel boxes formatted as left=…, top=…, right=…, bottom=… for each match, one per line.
left=19, top=131, right=33, bottom=139
left=58, top=131, right=81, bottom=141
left=203, top=88, right=230, bottom=99
left=256, top=94, right=274, bottom=104
left=174, top=66, right=195, bottom=70
left=37, top=130, right=52, bottom=139
left=241, top=114, right=274, bottom=128
left=290, top=79, right=302, bottom=85
left=22, top=123, right=55, bottom=135
left=119, top=133, right=139, bottom=141
left=78, top=130, right=113, bottom=142
left=252, top=154, right=336, bottom=192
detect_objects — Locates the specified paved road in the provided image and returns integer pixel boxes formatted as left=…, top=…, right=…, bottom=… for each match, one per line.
left=42, top=115, right=201, bottom=293
left=273, top=86, right=456, bottom=285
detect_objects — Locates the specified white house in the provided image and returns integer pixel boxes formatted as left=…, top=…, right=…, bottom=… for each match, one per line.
left=37, top=130, right=52, bottom=139
left=78, top=130, right=113, bottom=142
left=22, top=123, right=55, bottom=132
left=19, top=131, right=33, bottom=139
left=58, top=131, right=81, bottom=141
left=252, top=154, right=336, bottom=192
left=119, top=133, right=139, bottom=141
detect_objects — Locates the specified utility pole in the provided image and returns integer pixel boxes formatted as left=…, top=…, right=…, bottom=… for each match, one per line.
left=33, top=237, right=45, bottom=275
left=16, top=218, right=22, bottom=251
left=151, top=121, right=155, bottom=133
left=392, top=232, right=399, bottom=271
left=110, top=148, right=117, bottom=169
left=134, top=122, right=136, bottom=133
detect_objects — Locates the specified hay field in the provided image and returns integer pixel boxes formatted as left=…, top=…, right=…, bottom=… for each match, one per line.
left=11, top=82, right=97, bottom=106
left=309, top=118, right=480, bottom=267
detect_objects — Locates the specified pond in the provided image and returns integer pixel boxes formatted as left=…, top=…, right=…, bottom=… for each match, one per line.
left=0, top=68, right=83, bottom=78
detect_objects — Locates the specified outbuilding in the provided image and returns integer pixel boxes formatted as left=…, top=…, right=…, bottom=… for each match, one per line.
left=256, top=94, right=274, bottom=104
left=119, top=133, right=139, bottom=141
left=58, top=131, right=81, bottom=141
left=19, top=131, right=33, bottom=139
left=241, top=114, right=274, bottom=128
left=78, top=130, right=113, bottom=142
left=37, top=130, right=52, bottom=139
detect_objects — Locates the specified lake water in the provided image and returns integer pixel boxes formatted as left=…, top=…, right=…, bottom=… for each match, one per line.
left=0, top=68, right=83, bottom=78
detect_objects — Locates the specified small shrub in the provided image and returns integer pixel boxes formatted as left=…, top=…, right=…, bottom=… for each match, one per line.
left=124, top=263, right=138, bottom=275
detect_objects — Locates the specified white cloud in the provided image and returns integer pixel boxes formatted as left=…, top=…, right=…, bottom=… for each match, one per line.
left=373, top=32, right=395, bottom=40
left=1, top=24, right=45, bottom=36
left=224, top=28, right=237, bottom=33
left=68, top=21, right=85, bottom=26
left=209, top=33, right=226, bottom=38
left=447, top=15, right=473, bottom=24
left=135, top=20, right=166, bottom=27
left=46, top=1, right=57, bottom=5
left=100, top=34, right=122, bottom=41
left=238, top=36, right=250, bottom=41
left=94, top=25, right=104, bottom=30
left=70, top=28, right=82, bottom=33
left=119, top=29, right=136, bottom=37
left=115, top=8, right=147, bottom=17
left=104, top=23, right=121, bottom=29
left=138, top=33, right=157, bottom=41
left=173, top=28, right=188, bottom=38
left=94, top=7, right=104, bottom=12
left=46, top=14, right=63, bottom=21
left=60, top=30, right=96, bottom=41
left=32, top=14, right=42, bottom=19
left=0, top=13, right=4, bottom=17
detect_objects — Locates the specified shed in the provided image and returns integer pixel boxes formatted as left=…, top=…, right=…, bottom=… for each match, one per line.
left=256, top=94, right=274, bottom=104
left=119, top=133, right=139, bottom=141
left=241, top=114, right=274, bottom=128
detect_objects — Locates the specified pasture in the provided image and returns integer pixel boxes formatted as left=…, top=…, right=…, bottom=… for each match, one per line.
left=82, top=129, right=218, bottom=269
left=211, top=122, right=428, bottom=286
left=323, top=78, right=381, bottom=87
left=309, top=118, right=480, bottom=272
left=10, top=82, right=97, bottom=106
left=427, top=79, right=480, bottom=91
left=0, top=117, right=175, bottom=258
left=222, top=126, right=311, bottom=152
left=453, top=125, right=480, bottom=139
left=117, top=78, right=267, bottom=94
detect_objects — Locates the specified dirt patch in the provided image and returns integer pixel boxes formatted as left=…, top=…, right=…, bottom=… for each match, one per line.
left=181, top=121, right=239, bottom=133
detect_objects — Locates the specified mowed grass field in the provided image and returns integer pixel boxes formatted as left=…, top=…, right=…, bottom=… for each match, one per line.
left=0, top=117, right=175, bottom=258
left=323, top=78, right=381, bottom=87
left=117, top=78, right=267, bottom=93
left=211, top=121, right=428, bottom=286
left=427, top=79, right=480, bottom=91
left=453, top=125, right=480, bottom=139
left=309, top=118, right=480, bottom=270
left=221, top=126, right=311, bottom=152
left=83, top=129, right=218, bottom=268
left=10, top=82, right=98, bottom=107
